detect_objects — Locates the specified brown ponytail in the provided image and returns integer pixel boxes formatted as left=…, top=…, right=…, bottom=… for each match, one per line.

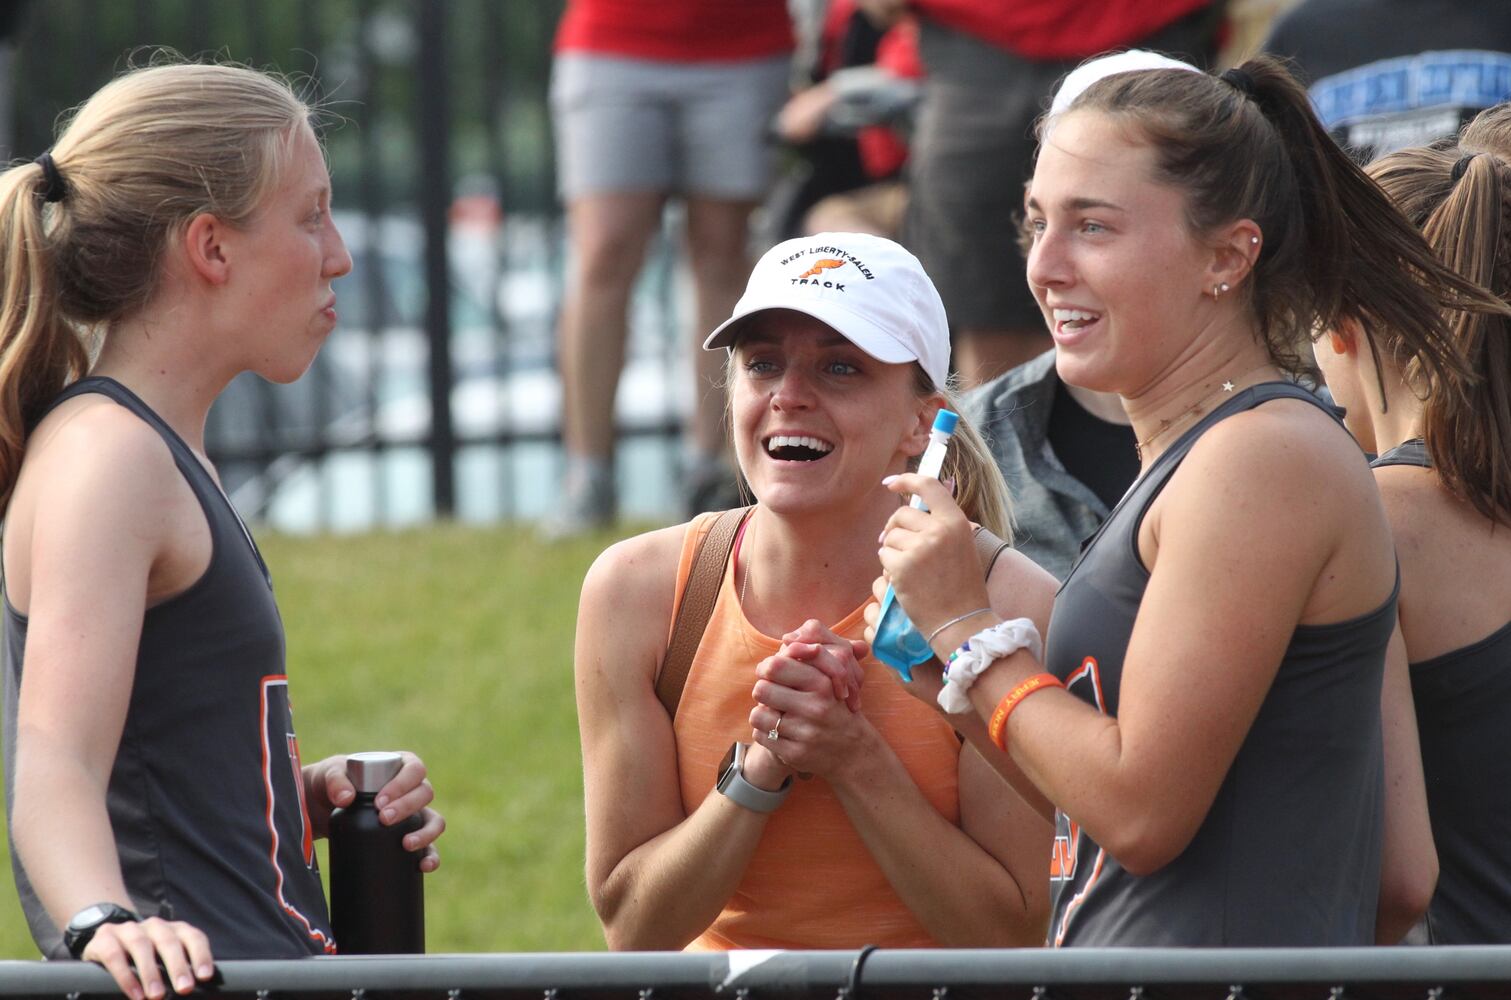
left=0, top=58, right=314, bottom=512
left=1050, top=54, right=1496, bottom=395
left=1368, top=146, right=1511, bottom=525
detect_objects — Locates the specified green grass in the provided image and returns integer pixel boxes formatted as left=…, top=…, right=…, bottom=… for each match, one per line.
left=0, top=521, right=637, bottom=956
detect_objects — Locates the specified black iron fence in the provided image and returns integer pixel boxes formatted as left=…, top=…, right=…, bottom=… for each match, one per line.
left=7, top=0, right=690, bottom=531
left=3, top=948, right=1511, bottom=1000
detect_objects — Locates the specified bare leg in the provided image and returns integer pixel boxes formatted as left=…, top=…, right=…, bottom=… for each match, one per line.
left=953, top=327, right=1053, bottom=389
left=541, top=191, right=668, bottom=535
left=684, top=196, right=759, bottom=458
left=558, top=191, right=667, bottom=461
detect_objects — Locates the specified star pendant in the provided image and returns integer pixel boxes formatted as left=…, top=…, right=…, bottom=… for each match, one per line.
left=1221, top=380, right=1235, bottom=392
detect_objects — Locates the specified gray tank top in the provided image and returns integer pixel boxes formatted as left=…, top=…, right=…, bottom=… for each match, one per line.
left=1371, top=437, right=1511, bottom=942
left=2, top=377, right=334, bottom=958
left=1372, top=437, right=1429, bottom=469
left=1045, top=382, right=1393, bottom=946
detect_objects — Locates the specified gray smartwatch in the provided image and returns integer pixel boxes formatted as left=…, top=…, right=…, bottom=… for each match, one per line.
left=716, top=741, right=792, bottom=813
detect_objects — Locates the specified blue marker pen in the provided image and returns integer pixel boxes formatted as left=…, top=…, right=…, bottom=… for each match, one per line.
left=873, top=409, right=958, bottom=680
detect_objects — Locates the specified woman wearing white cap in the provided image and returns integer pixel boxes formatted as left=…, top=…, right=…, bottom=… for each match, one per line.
left=574, top=231, right=1057, bottom=949
left=867, top=52, right=1491, bottom=945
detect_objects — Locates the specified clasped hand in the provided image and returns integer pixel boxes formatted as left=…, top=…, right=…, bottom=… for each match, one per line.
left=748, top=619, right=872, bottom=778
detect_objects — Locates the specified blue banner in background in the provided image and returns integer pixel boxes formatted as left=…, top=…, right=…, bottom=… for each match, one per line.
left=1309, top=49, right=1511, bottom=159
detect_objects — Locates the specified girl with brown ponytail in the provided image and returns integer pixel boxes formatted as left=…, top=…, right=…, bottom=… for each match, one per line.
left=0, top=61, right=443, bottom=997
left=866, top=51, right=1499, bottom=945
left=1317, top=138, right=1511, bottom=943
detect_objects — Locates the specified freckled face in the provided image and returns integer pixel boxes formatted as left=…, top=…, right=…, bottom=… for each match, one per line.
left=1024, top=110, right=1216, bottom=394
left=729, top=309, right=931, bottom=515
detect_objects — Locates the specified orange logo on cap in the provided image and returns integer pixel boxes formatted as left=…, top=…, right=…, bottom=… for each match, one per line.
left=797, top=258, right=846, bottom=279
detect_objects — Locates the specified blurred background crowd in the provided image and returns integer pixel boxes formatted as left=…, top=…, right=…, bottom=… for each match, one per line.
left=1, top=0, right=1506, bottom=538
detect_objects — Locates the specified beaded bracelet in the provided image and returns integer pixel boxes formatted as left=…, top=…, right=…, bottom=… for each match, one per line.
left=988, top=673, right=1064, bottom=751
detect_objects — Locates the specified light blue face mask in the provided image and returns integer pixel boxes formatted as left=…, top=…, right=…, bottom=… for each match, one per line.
left=872, top=588, right=933, bottom=681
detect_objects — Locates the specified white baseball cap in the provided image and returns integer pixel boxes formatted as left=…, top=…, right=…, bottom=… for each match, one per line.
left=703, top=231, right=951, bottom=390
left=1049, top=49, right=1202, bottom=117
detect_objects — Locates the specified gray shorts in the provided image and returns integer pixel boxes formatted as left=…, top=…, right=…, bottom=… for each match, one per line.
left=551, top=52, right=790, bottom=201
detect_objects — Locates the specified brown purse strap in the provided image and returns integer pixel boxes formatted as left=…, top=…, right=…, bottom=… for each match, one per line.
left=972, top=524, right=1011, bottom=580
left=656, top=505, right=754, bottom=720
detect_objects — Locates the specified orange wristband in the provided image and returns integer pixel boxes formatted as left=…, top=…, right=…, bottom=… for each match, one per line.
left=988, top=673, right=1064, bottom=751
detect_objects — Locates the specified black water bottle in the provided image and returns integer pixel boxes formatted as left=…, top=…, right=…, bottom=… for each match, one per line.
left=328, top=751, right=426, bottom=954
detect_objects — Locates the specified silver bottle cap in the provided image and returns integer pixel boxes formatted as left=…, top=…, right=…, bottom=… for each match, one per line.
left=345, top=751, right=403, bottom=794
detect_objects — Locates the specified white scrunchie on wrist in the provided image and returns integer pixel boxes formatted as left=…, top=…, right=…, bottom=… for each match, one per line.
left=938, top=617, right=1043, bottom=714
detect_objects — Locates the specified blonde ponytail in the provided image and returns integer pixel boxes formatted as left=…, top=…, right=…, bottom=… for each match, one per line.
left=917, top=372, right=1014, bottom=543
left=0, top=161, right=90, bottom=511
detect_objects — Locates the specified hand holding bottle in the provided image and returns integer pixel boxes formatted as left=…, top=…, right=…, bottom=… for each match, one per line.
left=327, top=752, right=430, bottom=954
left=305, top=751, right=444, bottom=870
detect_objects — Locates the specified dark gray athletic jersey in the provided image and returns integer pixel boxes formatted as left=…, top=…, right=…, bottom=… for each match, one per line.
left=1371, top=437, right=1429, bottom=470
left=1372, top=437, right=1511, bottom=943
left=2, top=377, right=334, bottom=959
left=1044, top=382, right=1393, bottom=946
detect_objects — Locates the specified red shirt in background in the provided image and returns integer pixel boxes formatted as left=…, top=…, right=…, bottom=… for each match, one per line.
left=555, top=0, right=793, bottom=62
left=859, top=19, right=922, bottom=178
left=911, top=0, right=1211, bottom=60
left=816, top=0, right=922, bottom=179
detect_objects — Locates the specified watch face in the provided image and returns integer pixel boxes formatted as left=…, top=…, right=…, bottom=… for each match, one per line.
left=68, top=904, right=110, bottom=931
left=716, top=742, right=740, bottom=791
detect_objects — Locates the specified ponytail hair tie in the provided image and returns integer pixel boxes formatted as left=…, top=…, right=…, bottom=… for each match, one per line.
left=1452, top=153, right=1478, bottom=183
left=1220, top=67, right=1257, bottom=99
left=33, top=152, right=68, bottom=203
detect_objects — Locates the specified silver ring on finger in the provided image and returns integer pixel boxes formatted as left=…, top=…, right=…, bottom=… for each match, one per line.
left=767, top=713, right=783, bottom=742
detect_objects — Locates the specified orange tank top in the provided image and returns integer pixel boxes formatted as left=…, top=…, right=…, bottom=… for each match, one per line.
left=671, top=511, right=962, bottom=950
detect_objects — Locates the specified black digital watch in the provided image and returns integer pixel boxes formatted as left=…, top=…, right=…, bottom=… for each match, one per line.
left=63, top=902, right=140, bottom=959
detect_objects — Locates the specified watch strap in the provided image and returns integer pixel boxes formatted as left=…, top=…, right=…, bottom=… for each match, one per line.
left=63, top=902, right=140, bottom=959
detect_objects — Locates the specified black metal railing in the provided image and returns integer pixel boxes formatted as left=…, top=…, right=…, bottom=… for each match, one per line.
left=3, top=948, right=1511, bottom=1000
left=6, top=0, right=689, bottom=531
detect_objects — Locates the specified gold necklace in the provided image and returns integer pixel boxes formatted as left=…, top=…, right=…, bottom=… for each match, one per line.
left=1133, top=365, right=1272, bottom=461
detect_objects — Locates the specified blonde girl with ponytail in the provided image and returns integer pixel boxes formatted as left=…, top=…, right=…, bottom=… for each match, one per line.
left=1, top=61, right=443, bottom=997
